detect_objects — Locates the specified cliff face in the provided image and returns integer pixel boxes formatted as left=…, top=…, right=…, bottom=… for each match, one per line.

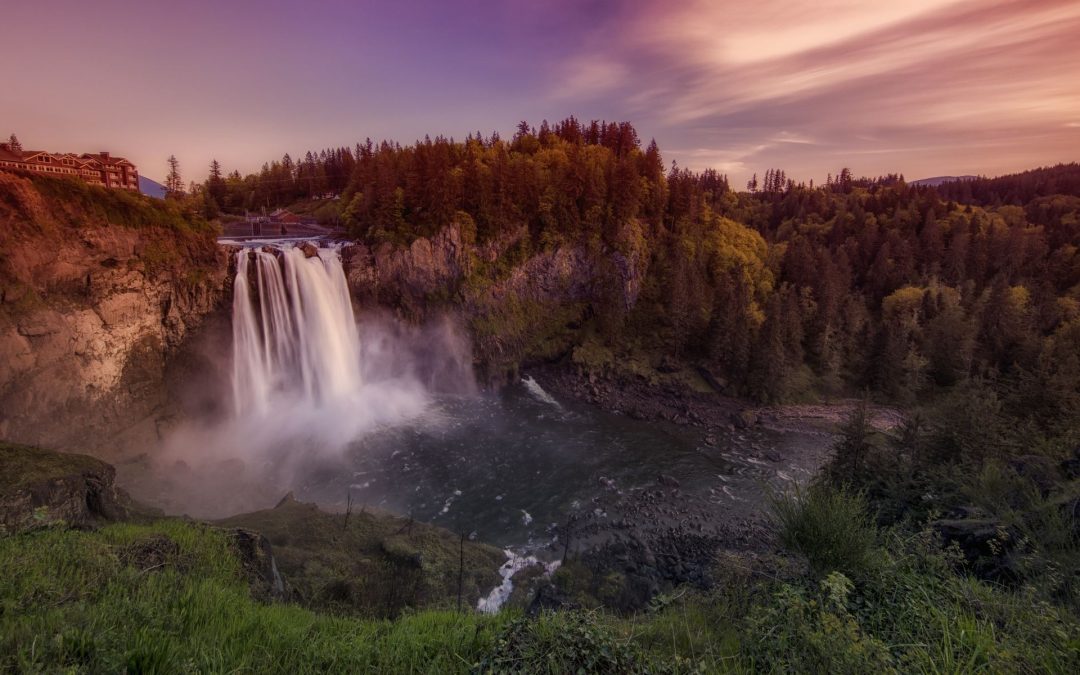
left=0, top=172, right=646, bottom=456
left=342, top=221, right=648, bottom=380
left=0, top=173, right=229, bottom=456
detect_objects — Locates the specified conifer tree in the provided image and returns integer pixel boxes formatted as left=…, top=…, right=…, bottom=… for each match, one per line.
left=830, top=399, right=874, bottom=480
left=165, top=155, right=183, bottom=196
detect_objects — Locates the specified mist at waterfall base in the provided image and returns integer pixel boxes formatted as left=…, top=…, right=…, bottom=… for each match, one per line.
left=150, top=242, right=477, bottom=518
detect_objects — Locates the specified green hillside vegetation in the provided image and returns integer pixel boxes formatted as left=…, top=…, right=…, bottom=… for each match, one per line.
left=216, top=496, right=505, bottom=619
left=2, top=454, right=1077, bottom=673
left=0, top=172, right=220, bottom=294
left=1, top=171, right=215, bottom=236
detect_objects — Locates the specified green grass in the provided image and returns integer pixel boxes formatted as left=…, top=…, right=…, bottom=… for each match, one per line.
left=23, top=173, right=213, bottom=234
left=2, top=511, right=1078, bottom=673
left=0, top=520, right=511, bottom=674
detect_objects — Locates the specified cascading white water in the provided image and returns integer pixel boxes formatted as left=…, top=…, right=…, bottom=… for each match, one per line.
left=231, top=244, right=363, bottom=416
left=150, top=239, right=479, bottom=518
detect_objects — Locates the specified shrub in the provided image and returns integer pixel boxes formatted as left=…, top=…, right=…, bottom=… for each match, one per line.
left=744, top=573, right=894, bottom=674
left=475, top=610, right=653, bottom=674
left=771, top=482, right=880, bottom=578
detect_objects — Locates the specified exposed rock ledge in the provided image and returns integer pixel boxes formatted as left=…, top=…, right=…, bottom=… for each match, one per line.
left=0, top=219, right=229, bottom=456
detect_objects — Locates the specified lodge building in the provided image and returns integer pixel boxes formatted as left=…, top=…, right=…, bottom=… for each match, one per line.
left=0, top=143, right=140, bottom=192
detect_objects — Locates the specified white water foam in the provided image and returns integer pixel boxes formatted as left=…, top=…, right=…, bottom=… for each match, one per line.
left=477, top=550, right=560, bottom=614
left=522, top=376, right=561, bottom=409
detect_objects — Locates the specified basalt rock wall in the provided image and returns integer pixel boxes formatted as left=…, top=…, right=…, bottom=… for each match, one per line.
left=341, top=221, right=648, bottom=381
left=0, top=173, right=230, bottom=457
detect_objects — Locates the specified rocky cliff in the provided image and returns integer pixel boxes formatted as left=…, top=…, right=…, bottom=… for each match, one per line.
left=0, top=173, right=647, bottom=456
left=0, top=173, right=229, bottom=456
left=342, top=221, right=648, bottom=380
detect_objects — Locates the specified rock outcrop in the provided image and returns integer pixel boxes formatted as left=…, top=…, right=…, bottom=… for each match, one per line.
left=341, top=220, right=648, bottom=380
left=0, top=442, right=139, bottom=534
left=227, top=528, right=289, bottom=602
left=0, top=173, right=229, bottom=456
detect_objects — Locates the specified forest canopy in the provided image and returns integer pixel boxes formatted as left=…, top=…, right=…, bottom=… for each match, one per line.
left=194, top=121, right=1080, bottom=417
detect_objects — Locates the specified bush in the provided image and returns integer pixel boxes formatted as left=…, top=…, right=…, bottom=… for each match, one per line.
left=771, top=482, right=880, bottom=578
left=745, top=572, right=894, bottom=674
left=475, top=610, right=653, bottom=674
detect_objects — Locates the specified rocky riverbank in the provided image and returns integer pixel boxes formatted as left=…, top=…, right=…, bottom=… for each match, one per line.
left=511, top=365, right=905, bottom=610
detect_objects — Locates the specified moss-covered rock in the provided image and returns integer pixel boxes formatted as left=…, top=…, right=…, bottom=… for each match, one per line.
left=0, top=442, right=146, bottom=535
left=216, top=494, right=505, bottom=617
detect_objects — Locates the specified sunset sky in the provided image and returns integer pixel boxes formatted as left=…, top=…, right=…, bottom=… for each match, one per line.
left=3, top=0, right=1078, bottom=185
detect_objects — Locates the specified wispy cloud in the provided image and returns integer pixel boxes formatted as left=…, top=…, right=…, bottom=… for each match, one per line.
left=551, top=0, right=1080, bottom=182
left=3, top=0, right=1076, bottom=184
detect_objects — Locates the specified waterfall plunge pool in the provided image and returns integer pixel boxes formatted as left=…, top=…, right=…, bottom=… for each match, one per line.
left=162, top=239, right=833, bottom=571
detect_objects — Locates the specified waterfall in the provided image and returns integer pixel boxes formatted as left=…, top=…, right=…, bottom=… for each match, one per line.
left=150, top=239, right=479, bottom=517
left=231, top=243, right=363, bottom=417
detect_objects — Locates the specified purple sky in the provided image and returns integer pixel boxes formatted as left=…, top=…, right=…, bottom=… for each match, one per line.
left=2, top=0, right=1078, bottom=185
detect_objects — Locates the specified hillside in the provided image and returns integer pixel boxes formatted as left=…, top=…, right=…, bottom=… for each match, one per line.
left=3, top=444, right=1078, bottom=673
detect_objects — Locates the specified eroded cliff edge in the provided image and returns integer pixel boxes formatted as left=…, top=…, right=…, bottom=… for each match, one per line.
left=0, top=173, right=229, bottom=456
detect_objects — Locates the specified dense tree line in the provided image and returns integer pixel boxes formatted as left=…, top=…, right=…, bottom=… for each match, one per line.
left=935, top=163, right=1080, bottom=206
left=198, top=124, right=1080, bottom=425
left=706, top=165, right=1080, bottom=410
left=187, top=146, right=359, bottom=217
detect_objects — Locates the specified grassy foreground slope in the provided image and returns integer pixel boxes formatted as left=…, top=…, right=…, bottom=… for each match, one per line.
left=2, top=443, right=1078, bottom=674
left=0, top=520, right=514, bottom=673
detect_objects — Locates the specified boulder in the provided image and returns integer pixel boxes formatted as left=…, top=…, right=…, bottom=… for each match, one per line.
left=933, top=516, right=1022, bottom=583
left=730, top=410, right=758, bottom=429
left=0, top=444, right=139, bottom=534
left=227, top=528, right=288, bottom=602
left=299, top=242, right=320, bottom=258
left=695, top=365, right=727, bottom=393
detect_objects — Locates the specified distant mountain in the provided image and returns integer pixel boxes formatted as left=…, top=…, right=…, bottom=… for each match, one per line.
left=138, top=176, right=167, bottom=199
left=910, top=175, right=978, bottom=187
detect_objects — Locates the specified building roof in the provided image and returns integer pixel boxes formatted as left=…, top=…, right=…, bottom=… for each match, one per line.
left=80, top=152, right=134, bottom=167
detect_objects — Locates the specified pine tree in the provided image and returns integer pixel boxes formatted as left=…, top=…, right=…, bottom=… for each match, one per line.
left=207, top=159, right=226, bottom=205
left=165, top=155, right=183, bottom=196
left=830, top=399, right=874, bottom=480
left=7, top=134, right=22, bottom=152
